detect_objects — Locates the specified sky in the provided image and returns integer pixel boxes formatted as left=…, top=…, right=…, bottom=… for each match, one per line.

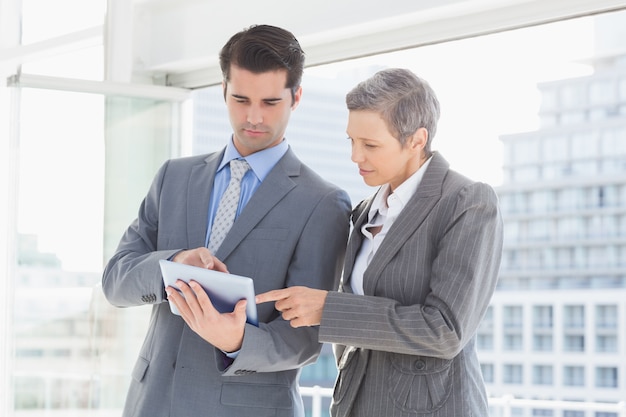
left=15, top=13, right=598, bottom=273
left=306, top=18, right=595, bottom=186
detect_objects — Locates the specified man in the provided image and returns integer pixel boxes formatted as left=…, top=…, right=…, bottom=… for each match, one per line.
left=102, top=24, right=351, bottom=417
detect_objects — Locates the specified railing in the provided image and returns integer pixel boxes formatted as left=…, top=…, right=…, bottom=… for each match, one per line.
left=300, top=385, right=334, bottom=417
left=300, top=387, right=626, bottom=417
left=489, top=395, right=626, bottom=417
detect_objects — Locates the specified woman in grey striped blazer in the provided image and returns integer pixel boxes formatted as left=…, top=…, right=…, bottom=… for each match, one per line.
left=257, top=68, right=503, bottom=417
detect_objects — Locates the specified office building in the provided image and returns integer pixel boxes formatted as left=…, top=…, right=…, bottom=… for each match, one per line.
left=479, top=41, right=626, bottom=414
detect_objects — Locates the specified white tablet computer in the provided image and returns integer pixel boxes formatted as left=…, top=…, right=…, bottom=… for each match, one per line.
left=159, top=259, right=258, bottom=326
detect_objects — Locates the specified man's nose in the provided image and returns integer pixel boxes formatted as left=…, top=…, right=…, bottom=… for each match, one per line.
left=247, top=106, right=263, bottom=126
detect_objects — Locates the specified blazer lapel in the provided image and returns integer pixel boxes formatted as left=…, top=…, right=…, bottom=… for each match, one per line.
left=362, top=152, right=449, bottom=295
left=340, top=196, right=374, bottom=292
left=187, top=151, right=223, bottom=248
left=214, top=148, right=299, bottom=260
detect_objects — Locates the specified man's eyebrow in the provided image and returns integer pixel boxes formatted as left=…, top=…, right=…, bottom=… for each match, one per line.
left=230, top=93, right=283, bottom=103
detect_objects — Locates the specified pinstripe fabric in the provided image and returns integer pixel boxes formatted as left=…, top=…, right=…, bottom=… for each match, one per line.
left=319, top=152, right=503, bottom=417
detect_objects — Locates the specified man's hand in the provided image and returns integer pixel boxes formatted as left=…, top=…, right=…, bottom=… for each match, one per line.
left=166, top=279, right=247, bottom=352
left=256, top=286, right=328, bottom=328
left=172, top=247, right=229, bottom=272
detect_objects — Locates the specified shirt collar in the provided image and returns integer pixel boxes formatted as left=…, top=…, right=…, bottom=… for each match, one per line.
left=218, top=136, right=289, bottom=181
left=367, top=155, right=434, bottom=221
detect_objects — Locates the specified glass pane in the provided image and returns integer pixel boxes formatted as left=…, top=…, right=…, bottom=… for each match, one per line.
left=14, top=88, right=104, bottom=414
left=21, top=45, right=104, bottom=80
left=17, top=88, right=104, bottom=273
left=13, top=87, right=178, bottom=416
left=189, top=12, right=626, bottom=415
left=21, top=0, right=106, bottom=43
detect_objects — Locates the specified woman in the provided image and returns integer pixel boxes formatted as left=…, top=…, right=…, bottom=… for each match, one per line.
left=257, top=68, right=503, bottom=417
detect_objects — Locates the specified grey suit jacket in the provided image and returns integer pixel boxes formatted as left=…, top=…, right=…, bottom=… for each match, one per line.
left=102, top=147, right=351, bottom=417
left=319, top=152, right=503, bottom=417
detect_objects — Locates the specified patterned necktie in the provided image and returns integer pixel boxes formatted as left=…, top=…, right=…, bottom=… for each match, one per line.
left=208, top=159, right=250, bottom=253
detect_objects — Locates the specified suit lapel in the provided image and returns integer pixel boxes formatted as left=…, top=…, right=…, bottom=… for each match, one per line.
left=362, top=153, right=449, bottom=295
left=187, top=151, right=223, bottom=248
left=215, top=148, right=299, bottom=260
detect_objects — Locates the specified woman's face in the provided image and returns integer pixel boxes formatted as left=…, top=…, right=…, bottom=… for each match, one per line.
left=347, top=110, right=425, bottom=191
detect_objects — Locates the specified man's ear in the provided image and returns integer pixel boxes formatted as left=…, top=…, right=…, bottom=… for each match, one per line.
left=291, top=86, right=303, bottom=110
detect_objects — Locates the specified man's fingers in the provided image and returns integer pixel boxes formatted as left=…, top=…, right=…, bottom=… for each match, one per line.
left=212, top=256, right=229, bottom=273
left=234, top=299, right=248, bottom=320
left=188, top=280, right=220, bottom=316
left=199, top=250, right=229, bottom=273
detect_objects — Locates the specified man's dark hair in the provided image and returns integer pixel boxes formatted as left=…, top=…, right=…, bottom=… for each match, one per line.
left=219, top=24, right=305, bottom=100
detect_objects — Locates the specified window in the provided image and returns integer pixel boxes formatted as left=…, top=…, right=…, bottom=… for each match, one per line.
left=481, top=364, right=494, bottom=384
left=530, top=190, right=556, bottom=213
left=542, top=135, right=569, bottom=162
left=564, top=305, right=585, bottom=328
left=504, top=334, right=524, bottom=351
left=533, top=365, right=553, bottom=385
left=512, top=138, right=541, bottom=166
left=596, top=335, right=618, bottom=353
left=504, top=306, right=524, bottom=328
left=534, top=306, right=553, bottom=328
left=560, top=84, right=587, bottom=108
left=564, top=335, right=585, bottom=352
left=589, top=79, right=615, bottom=105
left=596, top=305, right=618, bottom=329
left=503, top=364, right=524, bottom=384
left=478, top=334, right=494, bottom=351
left=595, top=367, right=618, bottom=388
left=563, top=366, right=585, bottom=387
left=571, top=131, right=598, bottom=158
left=533, top=335, right=553, bottom=352
left=528, top=220, right=551, bottom=241
left=503, top=305, right=524, bottom=351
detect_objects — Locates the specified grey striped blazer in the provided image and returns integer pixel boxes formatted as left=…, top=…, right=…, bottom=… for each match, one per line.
left=319, top=152, right=503, bottom=417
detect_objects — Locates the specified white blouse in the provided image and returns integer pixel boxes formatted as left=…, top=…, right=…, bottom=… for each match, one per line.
left=350, top=156, right=432, bottom=295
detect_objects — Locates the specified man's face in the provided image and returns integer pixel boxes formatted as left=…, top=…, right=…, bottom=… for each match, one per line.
left=224, top=65, right=302, bottom=156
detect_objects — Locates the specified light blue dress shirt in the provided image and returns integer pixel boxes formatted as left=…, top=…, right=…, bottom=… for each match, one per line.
left=204, top=137, right=289, bottom=247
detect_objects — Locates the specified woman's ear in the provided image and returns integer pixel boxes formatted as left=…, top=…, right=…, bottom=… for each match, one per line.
left=408, top=127, right=428, bottom=153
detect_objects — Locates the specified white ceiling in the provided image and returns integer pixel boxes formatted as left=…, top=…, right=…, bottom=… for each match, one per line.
left=127, top=0, right=626, bottom=88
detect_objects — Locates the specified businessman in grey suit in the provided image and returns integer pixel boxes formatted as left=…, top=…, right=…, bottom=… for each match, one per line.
left=102, top=25, right=351, bottom=417
left=258, top=68, right=503, bottom=416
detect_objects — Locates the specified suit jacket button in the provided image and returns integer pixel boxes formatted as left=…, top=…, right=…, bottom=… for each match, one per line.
left=141, top=294, right=156, bottom=303
left=414, top=360, right=426, bottom=371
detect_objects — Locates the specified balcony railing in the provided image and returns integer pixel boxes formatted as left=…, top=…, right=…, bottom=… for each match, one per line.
left=301, top=387, right=626, bottom=417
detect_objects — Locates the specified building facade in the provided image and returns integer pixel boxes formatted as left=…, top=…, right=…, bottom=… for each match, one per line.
left=481, top=52, right=626, bottom=415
